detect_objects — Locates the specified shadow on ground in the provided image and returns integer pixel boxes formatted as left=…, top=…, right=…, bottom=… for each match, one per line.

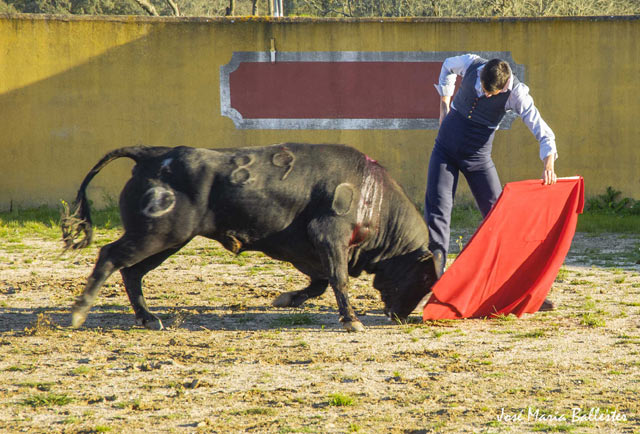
left=0, top=304, right=397, bottom=334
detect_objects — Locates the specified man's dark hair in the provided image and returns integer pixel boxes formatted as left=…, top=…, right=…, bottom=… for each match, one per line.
left=480, top=59, right=512, bottom=93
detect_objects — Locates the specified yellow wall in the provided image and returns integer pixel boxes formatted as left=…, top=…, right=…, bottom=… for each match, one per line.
left=1, top=15, right=639, bottom=210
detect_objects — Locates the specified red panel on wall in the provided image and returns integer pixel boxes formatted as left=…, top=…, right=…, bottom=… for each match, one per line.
left=229, top=62, right=443, bottom=119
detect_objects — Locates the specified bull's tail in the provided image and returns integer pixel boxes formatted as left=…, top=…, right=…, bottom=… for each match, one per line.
left=61, top=146, right=167, bottom=251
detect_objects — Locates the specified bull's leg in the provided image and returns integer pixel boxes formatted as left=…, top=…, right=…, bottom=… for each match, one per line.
left=71, top=236, right=176, bottom=328
left=71, top=243, right=120, bottom=328
left=120, top=244, right=186, bottom=330
left=327, top=254, right=363, bottom=332
left=272, top=279, right=329, bottom=308
left=308, top=220, right=363, bottom=332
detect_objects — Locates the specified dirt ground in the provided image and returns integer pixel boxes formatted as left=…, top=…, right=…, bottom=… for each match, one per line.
left=1, top=230, right=639, bottom=433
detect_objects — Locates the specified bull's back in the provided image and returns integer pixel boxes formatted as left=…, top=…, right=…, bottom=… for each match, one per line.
left=209, top=144, right=368, bottom=232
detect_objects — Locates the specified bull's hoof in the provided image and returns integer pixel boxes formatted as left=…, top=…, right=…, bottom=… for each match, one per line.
left=71, top=309, right=88, bottom=329
left=136, top=316, right=164, bottom=331
left=145, top=319, right=164, bottom=331
left=272, top=291, right=296, bottom=308
left=343, top=321, right=365, bottom=332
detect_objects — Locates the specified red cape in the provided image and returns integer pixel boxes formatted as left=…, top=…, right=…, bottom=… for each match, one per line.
left=423, top=177, right=584, bottom=320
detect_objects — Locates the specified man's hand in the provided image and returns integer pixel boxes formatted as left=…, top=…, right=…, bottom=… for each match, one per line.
left=542, top=154, right=557, bottom=185
left=439, top=96, right=451, bottom=126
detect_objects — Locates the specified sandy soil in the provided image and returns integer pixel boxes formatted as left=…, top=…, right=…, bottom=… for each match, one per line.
left=0, top=231, right=639, bottom=433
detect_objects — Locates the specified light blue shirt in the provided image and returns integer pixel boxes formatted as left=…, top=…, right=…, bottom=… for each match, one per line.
left=434, top=54, right=557, bottom=161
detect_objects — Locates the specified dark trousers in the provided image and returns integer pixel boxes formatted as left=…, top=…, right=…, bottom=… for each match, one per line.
left=424, top=109, right=503, bottom=259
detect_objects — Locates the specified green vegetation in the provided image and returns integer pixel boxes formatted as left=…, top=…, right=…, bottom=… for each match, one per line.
left=580, top=312, right=606, bottom=328
left=531, top=422, right=575, bottom=432
left=579, top=187, right=640, bottom=233
left=21, top=393, right=73, bottom=407
left=115, top=398, right=143, bottom=410
left=0, top=204, right=121, bottom=241
left=327, top=392, right=355, bottom=407
left=517, top=329, right=546, bottom=339
left=0, top=206, right=61, bottom=240
left=554, top=267, right=570, bottom=283
left=71, top=366, right=93, bottom=376
left=5, top=365, right=34, bottom=372
left=576, top=213, right=640, bottom=234
left=585, top=186, right=640, bottom=215
left=233, top=407, right=277, bottom=416
left=493, top=313, right=517, bottom=322
left=450, top=201, right=483, bottom=230
left=271, top=313, right=316, bottom=327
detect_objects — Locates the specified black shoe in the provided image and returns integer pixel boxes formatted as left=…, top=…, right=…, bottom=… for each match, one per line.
left=538, top=298, right=555, bottom=312
left=432, top=249, right=446, bottom=279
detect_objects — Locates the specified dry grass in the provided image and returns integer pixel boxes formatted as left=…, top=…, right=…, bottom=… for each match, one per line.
left=0, top=233, right=639, bottom=433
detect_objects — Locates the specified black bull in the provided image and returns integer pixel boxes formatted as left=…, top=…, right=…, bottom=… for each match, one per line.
left=62, top=143, right=438, bottom=332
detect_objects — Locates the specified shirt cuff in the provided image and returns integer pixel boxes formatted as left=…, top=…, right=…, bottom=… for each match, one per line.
left=434, top=83, right=455, bottom=97
left=540, top=147, right=558, bottom=161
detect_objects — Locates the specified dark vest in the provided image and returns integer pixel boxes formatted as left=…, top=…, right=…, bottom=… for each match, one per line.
left=452, top=59, right=519, bottom=128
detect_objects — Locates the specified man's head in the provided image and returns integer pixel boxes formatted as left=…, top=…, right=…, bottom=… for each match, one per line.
left=480, top=59, right=512, bottom=97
